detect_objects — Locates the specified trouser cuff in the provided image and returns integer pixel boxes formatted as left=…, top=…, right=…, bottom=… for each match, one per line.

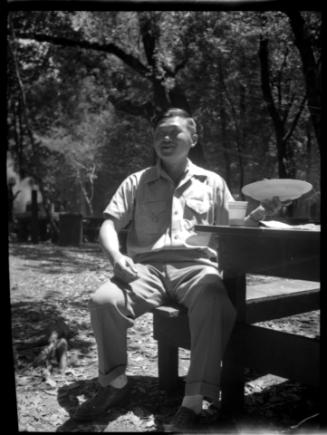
left=98, top=365, right=126, bottom=387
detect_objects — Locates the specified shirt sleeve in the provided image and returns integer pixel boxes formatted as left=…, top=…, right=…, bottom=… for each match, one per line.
left=103, top=175, right=136, bottom=232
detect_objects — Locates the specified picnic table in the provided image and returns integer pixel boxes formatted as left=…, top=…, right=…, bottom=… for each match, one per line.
left=153, top=224, right=320, bottom=414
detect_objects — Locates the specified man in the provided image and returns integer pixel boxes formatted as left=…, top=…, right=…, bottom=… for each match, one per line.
left=73, top=108, right=279, bottom=430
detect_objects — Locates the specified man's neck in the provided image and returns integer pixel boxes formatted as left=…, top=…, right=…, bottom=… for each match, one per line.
left=161, top=159, right=188, bottom=184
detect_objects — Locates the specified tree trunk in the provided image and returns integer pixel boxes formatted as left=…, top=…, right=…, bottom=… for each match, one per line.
left=305, top=123, right=312, bottom=180
left=238, top=82, right=246, bottom=194
left=235, top=139, right=244, bottom=191
left=219, top=62, right=245, bottom=191
left=259, top=37, right=290, bottom=178
left=285, top=11, right=321, bottom=151
left=31, top=189, right=39, bottom=243
left=218, top=64, right=232, bottom=185
left=11, top=97, right=26, bottom=179
left=220, top=106, right=231, bottom=186
left=78, top=177, right=94, bottom=216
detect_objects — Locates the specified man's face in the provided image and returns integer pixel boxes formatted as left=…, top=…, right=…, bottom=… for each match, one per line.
left=153, top=116, right=197, bottom=164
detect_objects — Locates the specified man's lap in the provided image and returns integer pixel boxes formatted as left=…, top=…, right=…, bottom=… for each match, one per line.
left=91, top=260, right=224, bottom=316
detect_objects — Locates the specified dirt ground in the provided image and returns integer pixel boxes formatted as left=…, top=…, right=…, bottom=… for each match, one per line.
left=9, top=242, right=320, bottom=433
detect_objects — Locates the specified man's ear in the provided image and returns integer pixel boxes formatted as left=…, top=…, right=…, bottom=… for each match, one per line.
left=191, top=134, right=198, bottom=148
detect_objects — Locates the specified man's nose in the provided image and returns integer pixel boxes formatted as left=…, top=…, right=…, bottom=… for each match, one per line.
left=163, top=135, right=171, bottom=142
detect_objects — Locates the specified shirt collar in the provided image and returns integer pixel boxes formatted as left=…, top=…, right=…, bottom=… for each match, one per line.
left=145, top=159, right=207, bottom=184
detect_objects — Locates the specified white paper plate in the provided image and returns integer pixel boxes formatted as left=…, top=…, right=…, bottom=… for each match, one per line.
left=242, top=179, right=312, bottom=202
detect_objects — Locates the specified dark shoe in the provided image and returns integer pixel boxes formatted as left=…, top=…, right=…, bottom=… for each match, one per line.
left=73, top=384, right=129, bottom=422
left=164, top=407, right=200, bottom=432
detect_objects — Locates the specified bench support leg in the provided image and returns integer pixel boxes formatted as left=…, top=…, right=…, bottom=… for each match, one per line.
left=220, top=272, right=246, bottom=415
left=158, top=339, right=179, bottom=391
left=221, top=340, right=245, bottom=415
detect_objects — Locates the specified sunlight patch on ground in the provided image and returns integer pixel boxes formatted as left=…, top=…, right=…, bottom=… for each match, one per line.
left=245, top=374, right=287, bottom=396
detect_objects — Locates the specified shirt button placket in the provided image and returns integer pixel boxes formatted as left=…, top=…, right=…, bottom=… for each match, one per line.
left=171, top=193, right=181, bottom=244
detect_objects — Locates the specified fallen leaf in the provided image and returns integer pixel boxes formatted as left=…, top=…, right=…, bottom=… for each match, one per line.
left=44, top=389, right=58, bottom=396
left=144, top=415, right=155, bottom=428
left=45, top=377, right=57, bottom=388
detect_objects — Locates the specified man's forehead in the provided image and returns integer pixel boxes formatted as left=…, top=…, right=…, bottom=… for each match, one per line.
left=156, top=116, right=188, bottom=129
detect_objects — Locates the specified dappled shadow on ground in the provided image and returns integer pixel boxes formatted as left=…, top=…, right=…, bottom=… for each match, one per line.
left=241, top=378, right=320, bottom=433
left=56, top=375, right=183, bottom=432
left=11, top=300, right=93, bottom=357
left=9, top=242, right=107, bottom=275
left=54, top=373, right=320, bottom=433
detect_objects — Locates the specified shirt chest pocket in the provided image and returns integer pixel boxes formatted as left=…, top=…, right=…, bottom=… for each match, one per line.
left=136, top=200, right=170, bottom=235
left=184, top=197, right=212, bottom=224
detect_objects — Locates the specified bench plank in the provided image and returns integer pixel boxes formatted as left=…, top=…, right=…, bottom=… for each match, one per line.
left=226, top=324, right=320, bottom=387
left=246, top=288, right=320, bottom=323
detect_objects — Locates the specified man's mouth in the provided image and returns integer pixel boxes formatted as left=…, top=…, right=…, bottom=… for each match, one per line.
left=161, top=144, right=175, bottom=152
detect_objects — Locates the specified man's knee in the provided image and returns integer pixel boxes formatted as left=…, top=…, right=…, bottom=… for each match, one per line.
left=196, top=272, right=226, bottom=300
left=190, top=276, right=235, bottom=317
left=89, top=280, right=124, bottom=309
left=198, top=282, right=226, bottom=307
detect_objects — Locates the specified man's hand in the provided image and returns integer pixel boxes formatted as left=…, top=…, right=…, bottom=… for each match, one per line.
left=246, top=196, right=293, bottom=225
left=261, top=196, right=290, bottom=217
left=113, top=254, right=139, bottom=284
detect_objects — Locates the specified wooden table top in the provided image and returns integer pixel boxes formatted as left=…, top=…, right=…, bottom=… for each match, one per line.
left=195, top=224, right=320, bottom=281
left=195, top=224, right=320, bottom=240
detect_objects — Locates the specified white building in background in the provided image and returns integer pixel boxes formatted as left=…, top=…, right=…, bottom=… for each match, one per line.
left=13, top=177, right=44, bottom=214
left=7, top=152, right=43, bottom=215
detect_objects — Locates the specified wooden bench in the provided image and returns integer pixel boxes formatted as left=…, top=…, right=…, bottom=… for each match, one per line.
left=153, top=282, right=320, bottom=393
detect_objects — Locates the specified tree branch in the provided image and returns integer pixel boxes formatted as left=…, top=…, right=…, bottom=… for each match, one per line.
left=161, top=57, right=188, bottom=77
left=138, top=13, right=158, bottom=70
left=282, top=92, right=296, bottom=124
left=15, top=31, right=152, bottom=79
left=107, top=94, right=155, bottom=121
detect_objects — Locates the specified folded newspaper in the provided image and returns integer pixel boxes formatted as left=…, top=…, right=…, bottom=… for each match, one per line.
left=259, top=220, right=320, bottom=231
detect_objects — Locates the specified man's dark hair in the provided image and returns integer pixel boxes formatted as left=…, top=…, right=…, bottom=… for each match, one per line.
left=155, top=108, right=197, bottom=135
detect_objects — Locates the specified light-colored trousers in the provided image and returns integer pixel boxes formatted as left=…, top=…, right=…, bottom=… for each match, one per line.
left=89, top=261, right=236, bottom=400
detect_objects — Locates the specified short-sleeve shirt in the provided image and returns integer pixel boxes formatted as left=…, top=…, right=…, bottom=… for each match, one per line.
left=104, top=159, right=234, bottom=264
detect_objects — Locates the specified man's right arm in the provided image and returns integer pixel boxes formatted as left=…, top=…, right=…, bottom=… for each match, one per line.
left=99, top=218, right=138, bottom=283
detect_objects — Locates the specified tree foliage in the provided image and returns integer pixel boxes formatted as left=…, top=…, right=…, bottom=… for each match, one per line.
left=7, top=10, right=321, bottom=216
